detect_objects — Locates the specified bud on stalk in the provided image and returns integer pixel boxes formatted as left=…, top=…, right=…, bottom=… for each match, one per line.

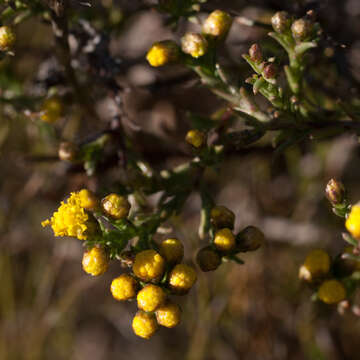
left=181, top=32, right=208, bottom=58
left=271, top=11, right=291, bottom=33
left=249, top=43, right=263, bottom=63
left=325, top=179, right=345, bottom=205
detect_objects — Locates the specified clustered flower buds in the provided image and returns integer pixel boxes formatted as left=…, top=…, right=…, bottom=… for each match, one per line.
left=299, top=249, right=347, bottom=305
left=146, top=9, right=233, bottom=68
left=196, top=204, right=264, bottom=272
left=115, top=243, right=196, bottom=339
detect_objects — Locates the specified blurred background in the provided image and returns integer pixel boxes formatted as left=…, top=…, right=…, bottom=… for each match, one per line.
left=1, top=0, right=360, bottom=359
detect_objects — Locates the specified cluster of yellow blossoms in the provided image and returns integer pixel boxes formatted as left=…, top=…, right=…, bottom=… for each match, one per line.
left=299, top=249, right=349, bottom=305
left=111, top=241, right=196, bottom=339
left=146, top=10, right=233, bottom=67
left=196, top=205, right=265, bottom=272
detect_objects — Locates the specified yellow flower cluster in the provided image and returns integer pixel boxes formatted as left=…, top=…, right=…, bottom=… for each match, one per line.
left=40, top=97, right=63, bottom=123
left=197, top=204, right=264, bottom=272
left=109, top=238, right=196, bottom=339
left=146, top=10, right=233, bottom=67
left=299, top=249, right=347, bottom=305
left=41, top=190, right=96, bottom=240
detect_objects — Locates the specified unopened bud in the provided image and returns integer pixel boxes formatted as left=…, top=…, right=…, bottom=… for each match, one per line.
left=271, top=11, right=291, bottom=33
left=236, top=226, right=264, bottom=252
left=0, top=26, right=15, bottom=51
left=291, top=18, right=313, bottom=41
left=202, top=10, right=232, bottom=39
left=263, top=63, right=277, bottom=79
left=146, top=40, right=180, bottom=67
left=181, top=32, right=208, bottom=58
left=325, top=179, right=345, bottom=205
left=249, top=43, right=262, bottom=63
left=210, top=205, right=235, bottom=230
left=58, top=141, right=78, bottom=162
left=196, top=246, right=221, bottom=272
left=185, top=129, right=206, bottom=148
left=101, top=193, right=130, bottom=219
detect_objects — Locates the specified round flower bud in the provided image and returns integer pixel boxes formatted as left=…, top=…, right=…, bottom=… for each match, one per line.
left=291, top=18, right=313, bottom=41
left=101, top=193, right=130, bottom=220
left=214, top=228, right=236, bottom=252
left=300, top=249, right=330, bottom=282
left=202, top=10, right=232, bottom=39
left=346, top=204, right=360, bottom=239
left=82, top=247, right=108, bottom=276
left=132, top=311, right=158, bottom=339
left=271, top=11, right=291, bottom=33
left=137, top=284, right=166, bottom=312
left=40, top=97, right=63, bottom=123
left=156, top=301, right=181, bottom=328
left=318, top=279, right=346, bottom=304
left=325, top=179, right=345, bottom=205
left=0, top=26, right=15, bottom=51
left=237, top=226, right=265, bottom=252
left=210, top=206, right=235, bottom=230
left=263, top=63, right=277, bottom=79
left=196, top=246, right=221, bottom=272
left=168, top=264, right=197, bottom=294
left=58, top=141, right=78, bottom=162
left=146, top=40, right=180, bottom=67
left=133, top=250, right=165, bottom=282
left=181, top=32, right=208, bottom=58
left=185, top=129, right=206, bottom=148
left=77, top=189, right=99, bottom=210
left=249, top=43, right=262, bottom=63
left=159, top=238, right=184, bottom=264
left=111, top=274, right=138, bottom=301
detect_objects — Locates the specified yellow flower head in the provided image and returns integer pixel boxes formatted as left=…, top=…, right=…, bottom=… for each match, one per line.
left=137, top=284, right=166, bottom=312
left=132, top=311, right=158, bottom=339
left=101, top=193, right=130, bottom=219
left=181, top=32, right=208, bottom=58
left=0, top=26, right=15, bottom=51
left=237, top=226, right=265, bottom=252
left=318, top=279, right=346, bottom=304
left=202, top=10, right=232, bottom=38
left=346, top=204, right=360, bottom=239
left=159, top=238, right=184, bottom=264
left=82, top=247, right=108, bottom=276
left=111, top=274, right=138, bottom=301
left=40, top=97, right=63, bottom=123
left=210, top=205, right=235, bottom=229
left=169, top=263, right=197, bottom=294
left=299, top=249, right=330, bottom=282
left=196, top=246, right=221, bottom=272
left=214, top=228, right=236, bottom=252
left=156, top=301, right=181, bottom=328
left=185, top=129, right=206, bottom=148
left=41, top=194, right=93, bottom=240
left=133, top=249, right=165, bottom=282
left=146, top=40, right=180, bottom=67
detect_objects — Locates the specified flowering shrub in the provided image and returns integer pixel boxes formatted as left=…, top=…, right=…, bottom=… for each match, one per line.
left=3, top=0, right=360, bottom=352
